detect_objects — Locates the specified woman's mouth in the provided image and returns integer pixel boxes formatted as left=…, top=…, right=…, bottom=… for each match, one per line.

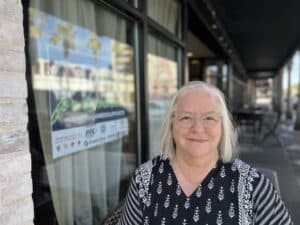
left=187, top=138, right=208, bottom=143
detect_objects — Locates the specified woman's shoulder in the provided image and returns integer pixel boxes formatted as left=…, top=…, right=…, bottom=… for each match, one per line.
left=135, top=154, right=166, bottom=173
left=229, top=158, right=277, bottom=190
left=134, top=155, right=165, bottom=179
left=228, top=158, right=260, bottom=176
left=132, top=155, right=165, bottom=201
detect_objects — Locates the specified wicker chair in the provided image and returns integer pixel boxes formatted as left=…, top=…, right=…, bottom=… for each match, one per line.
left=102, top=204, right=123, bottom=225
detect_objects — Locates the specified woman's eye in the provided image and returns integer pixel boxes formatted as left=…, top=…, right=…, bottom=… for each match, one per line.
left=180, top=116, right=192, bottom=121
left=205, top=116, right=217, bottom=121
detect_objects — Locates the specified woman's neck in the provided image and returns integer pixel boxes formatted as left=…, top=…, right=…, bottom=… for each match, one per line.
left=172, top=151, right=218, bottom=185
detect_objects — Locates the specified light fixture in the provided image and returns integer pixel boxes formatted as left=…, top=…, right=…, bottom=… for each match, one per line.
left=187, top=52, right=193, bottom=57
left=191, top=60, right=200, bottom=65
left=211, top=10, right=216, bottom=17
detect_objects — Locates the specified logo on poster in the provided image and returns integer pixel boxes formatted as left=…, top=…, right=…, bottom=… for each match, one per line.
left=86, top=128, right=97, bottom=139
left=101, top=124, right=106, bottom=133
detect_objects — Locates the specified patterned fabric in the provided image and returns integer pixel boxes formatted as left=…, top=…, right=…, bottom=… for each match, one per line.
left=118, top=156, right=293, bottom=225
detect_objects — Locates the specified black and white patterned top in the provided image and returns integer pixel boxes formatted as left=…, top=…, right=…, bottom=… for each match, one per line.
left=118, top=155, right=293, bottom=225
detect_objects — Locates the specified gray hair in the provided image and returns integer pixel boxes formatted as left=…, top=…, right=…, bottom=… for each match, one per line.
left=160, top=81, right=238, bottom=162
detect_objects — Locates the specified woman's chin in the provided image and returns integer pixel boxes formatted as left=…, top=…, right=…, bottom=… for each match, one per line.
left=184, top=146, right=213, bottom=159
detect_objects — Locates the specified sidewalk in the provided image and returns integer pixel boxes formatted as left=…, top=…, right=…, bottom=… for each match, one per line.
left=238, top=122, right=300, bottom=224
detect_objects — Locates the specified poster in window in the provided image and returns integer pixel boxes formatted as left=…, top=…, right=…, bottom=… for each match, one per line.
left=30, top=9, right=133, bottom=158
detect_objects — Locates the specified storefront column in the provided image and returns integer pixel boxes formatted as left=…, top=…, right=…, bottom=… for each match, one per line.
left=294, top=52, right=300, bottom=130
left=0, top=0, right=33, bottom=224
left=286, top=60, right=293, bottom=119
left=246, top=79, right=256, bottom=108
left=273, top=70, right=283, bottom=112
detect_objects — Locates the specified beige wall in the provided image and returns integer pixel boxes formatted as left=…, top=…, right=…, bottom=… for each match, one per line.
left=0, top=0, right=33, bottom=224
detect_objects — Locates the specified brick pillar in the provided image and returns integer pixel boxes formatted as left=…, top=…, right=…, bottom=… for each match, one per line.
left=0, top=1, right=34, bottom=225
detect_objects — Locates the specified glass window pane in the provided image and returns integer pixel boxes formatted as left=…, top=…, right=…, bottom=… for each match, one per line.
left=229, top=71, right=246, bottom=109
left=203, top=60, right=227, bottom=91
left=124, top=0, right=138, bottom=7
left=29, top=0, right=137, bottom=224
left=147, top=34, right=180, bottom=158
left=222, top=64, right=229, bottom=95
left=189, top=59, right=203, bottom=81
left=147, top=0, right=182, bottom=37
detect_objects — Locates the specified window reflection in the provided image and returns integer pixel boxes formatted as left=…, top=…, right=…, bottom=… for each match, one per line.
left=147, top=0, right=181, bottom=37
left=147, top=35, right=179, bottom=158
left=203, top=60, right=228, bottom=94
left=256, top=79, right=273, bottom=107
left=29, top=1, right=136, bottom=224
left=204, top=64, right=219, bottom=85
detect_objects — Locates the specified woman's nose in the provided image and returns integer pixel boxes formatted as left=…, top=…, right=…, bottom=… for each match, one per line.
left=190, top=118, right=205, bottom=131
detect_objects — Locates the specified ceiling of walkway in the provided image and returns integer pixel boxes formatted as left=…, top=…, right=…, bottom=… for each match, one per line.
left=211, top=0, right=300, bottom=78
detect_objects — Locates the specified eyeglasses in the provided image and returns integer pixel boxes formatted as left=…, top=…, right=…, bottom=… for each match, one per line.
left=172, top=111, right=222, bottom=129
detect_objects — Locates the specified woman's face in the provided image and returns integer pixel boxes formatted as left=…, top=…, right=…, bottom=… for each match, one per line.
left=171, top=88, right=222, bottom=161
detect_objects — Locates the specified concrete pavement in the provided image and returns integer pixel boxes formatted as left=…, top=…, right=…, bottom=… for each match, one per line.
left=238, top=121, right=300, bottom=224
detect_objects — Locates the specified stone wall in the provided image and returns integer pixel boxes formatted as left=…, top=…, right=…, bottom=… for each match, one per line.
left=0, top=0, right=33, bottom=224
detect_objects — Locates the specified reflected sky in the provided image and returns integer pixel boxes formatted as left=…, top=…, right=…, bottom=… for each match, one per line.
left=32, top=9, right=112, bottom=69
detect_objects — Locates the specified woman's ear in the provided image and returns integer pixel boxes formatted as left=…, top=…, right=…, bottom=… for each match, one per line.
left=172, top=137, right=176, bottom=149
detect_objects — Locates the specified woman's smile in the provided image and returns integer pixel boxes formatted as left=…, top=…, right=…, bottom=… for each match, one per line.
left=186, top=137, right=208, bottom=143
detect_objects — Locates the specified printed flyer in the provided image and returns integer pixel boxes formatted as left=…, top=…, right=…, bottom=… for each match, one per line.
left=30, top=9, right=131, bottom=159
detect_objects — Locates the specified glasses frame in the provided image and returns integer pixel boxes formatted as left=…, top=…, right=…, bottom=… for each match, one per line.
left=172, top=111, right=222, bottom=129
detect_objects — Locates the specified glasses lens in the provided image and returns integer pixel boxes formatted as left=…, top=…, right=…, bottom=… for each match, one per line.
left=176, top=114, right=193, bottom=128
left=174, top=112, right=221, bottom=128
left=202, top=114, right=220, bottom=127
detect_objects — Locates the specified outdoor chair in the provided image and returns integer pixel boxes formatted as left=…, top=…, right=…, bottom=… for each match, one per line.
left=260, top=109, right=282, bottom=145
left=101, top=203, right=123, bottom=225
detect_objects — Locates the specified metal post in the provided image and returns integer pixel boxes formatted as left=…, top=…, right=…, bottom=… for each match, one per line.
left=286, top=60, right=293, bottom=119
left=294, top=51, right=300, bottom=130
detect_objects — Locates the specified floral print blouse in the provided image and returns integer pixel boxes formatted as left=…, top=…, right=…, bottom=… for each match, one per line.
left=118, top=155, right=293, bottom=225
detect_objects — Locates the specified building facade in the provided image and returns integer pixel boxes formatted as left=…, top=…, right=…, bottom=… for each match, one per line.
left=0, top=0, right=33, bottom=224
left=0, top=0, right=251, bottom=224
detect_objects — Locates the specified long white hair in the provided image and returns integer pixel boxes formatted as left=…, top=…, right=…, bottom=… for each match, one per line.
left=160, top=81, right=238, bottom=162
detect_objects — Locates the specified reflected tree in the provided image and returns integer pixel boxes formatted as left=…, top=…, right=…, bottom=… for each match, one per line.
left=87, top=32, right=102, bottom=101
left=87, top=32, right=102, bottom=65
left=50, top=23, right=76, bottom=60
left=29, top=8, right=47, bottom=70
left=29, top=7, right=46, bottom=39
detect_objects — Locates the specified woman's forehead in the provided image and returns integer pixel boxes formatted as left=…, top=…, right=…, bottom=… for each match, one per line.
left=175, top=88, right=220, bottom=110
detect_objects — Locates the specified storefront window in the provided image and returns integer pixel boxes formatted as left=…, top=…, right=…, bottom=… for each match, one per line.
left=204, top=64, right=219, bottom=85
left=147, top=0, right=182, bottom=37
left=189, top=59, right=203, bottom=81
left=147, top=34, right=180, bottom=158
left=123, top=0, right=138, bottom=8
left=256, top=79, right=273, bottom=107
left=203, top=60, right=228, bottom=93
left=229, top=73, right=246, bottom=110
left=222, top=63, right=229, bottom=94
left=29, top=0, right=137, bottom=224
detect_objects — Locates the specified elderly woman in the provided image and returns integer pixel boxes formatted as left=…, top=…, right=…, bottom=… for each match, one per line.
left=118, top=81, right=293, bottom=225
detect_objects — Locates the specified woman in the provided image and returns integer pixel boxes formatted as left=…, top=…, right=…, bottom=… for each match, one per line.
left=118, top=81, right=293, bottom=225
